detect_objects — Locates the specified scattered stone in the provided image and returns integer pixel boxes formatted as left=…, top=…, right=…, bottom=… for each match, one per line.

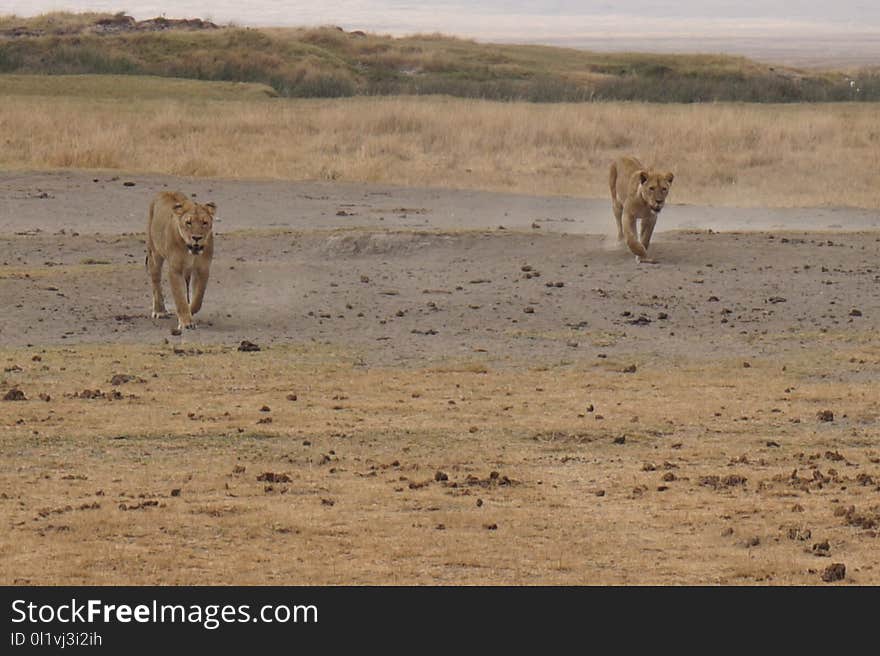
left=170, top=328, right=182, bottom=336
left=484, top=523, right=498, bottom=530
left=613, top=436, right=626, bottom=445
left=812, top=540, right=830, bottom=556
left=286, top=393, right=298, bottom=401
left=622, top=364, right=637, bottom=374
left=257, top=472, right=291, bottom=483
left=821, top=563, right=846, bottom=582
left=849, top=309, right=862, bottom=317
left=435, top=470, right=448, bottom=482
left=817, top=410, right=834, bottom=422
left=238, top=340, right=261, bottom=352
left=3, top=388, right=26, bottom=401
left=170, top=488, right=181, bottom=497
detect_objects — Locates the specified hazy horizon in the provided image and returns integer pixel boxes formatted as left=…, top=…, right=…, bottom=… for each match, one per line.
left=5, top=2, right=880, bottom=66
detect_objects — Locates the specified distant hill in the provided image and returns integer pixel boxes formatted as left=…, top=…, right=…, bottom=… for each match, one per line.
left=0, top=12, right=876, bottom=102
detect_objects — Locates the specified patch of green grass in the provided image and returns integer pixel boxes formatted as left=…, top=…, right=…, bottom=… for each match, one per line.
left=0, top=73, right=277, bottom=99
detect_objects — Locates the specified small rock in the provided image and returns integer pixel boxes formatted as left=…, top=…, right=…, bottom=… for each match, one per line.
left=821, top=563, right=846, bottom=582
left=622, top=364, right=637, bottom=373
left=257, top=472, right=291, bottom=483
left=170, top=488, right=181, bottom=497
left=3, top=388, right=26, bottom=401
left=238, top=340, right=261, bottom=352
left=817, top=410, right=834, bottom=422
left=434, top=471, right=448, bottom=482
left=613, top=436, right=626, bottom=445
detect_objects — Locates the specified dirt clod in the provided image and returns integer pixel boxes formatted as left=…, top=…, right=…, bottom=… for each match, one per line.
left=821, top=563, right=846, bottom=582
left=3, top=388, right=27, bottom=401
left=257, top=472, right=291, bottom=483
left=238, top=340, right=261, bottom=352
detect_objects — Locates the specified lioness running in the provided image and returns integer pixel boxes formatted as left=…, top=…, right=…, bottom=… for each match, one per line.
left=146, top=191, right=216, bottom=330
left=609, top=156, right=674, bottom=264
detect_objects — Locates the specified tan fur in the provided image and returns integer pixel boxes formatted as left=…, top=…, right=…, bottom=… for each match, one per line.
left=609, top=156, right=674, bottom=264
left=146, top=191, right=216, bottom=330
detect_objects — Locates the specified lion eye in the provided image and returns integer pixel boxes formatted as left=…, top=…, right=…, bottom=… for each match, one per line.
left=186, top=220, right=192, bottom=226
left=649, top=187, right=656, bottom=191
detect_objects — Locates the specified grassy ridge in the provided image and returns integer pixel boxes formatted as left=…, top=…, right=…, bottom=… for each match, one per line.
left=0, top=12, right=877, bottom=102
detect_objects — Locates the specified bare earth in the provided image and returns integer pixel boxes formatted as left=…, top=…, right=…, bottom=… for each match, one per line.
left=1, top=171, right=879, bottom=585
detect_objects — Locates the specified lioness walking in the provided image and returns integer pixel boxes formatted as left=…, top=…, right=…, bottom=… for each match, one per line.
left=146, top=191, right=216, bottom=330
left=609, top=156, right=674, bottom=264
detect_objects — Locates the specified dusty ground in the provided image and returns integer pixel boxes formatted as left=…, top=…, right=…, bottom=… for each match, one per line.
left=1, top=171, right=879, bottom=585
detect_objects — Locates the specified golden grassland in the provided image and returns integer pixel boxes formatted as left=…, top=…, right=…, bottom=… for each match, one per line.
left=1, top=341, right=879, bottom=584
left=1, top=75, right=879, bottom=207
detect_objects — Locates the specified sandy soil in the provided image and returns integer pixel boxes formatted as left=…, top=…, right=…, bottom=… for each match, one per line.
left=1, top=171, right=879, bottom=585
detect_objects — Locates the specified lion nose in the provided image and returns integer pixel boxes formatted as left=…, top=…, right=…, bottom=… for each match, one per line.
left=191, top=235, right=202, bottom=242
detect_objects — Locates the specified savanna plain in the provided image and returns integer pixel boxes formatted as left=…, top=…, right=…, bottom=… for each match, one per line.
left=1, top=16, right=880, bottom=585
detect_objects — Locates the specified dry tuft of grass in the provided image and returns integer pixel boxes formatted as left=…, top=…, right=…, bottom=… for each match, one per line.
left=1, top=81, right=879, bottom=208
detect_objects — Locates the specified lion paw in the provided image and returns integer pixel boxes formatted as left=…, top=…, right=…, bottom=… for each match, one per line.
left=177, top=319, right=196, bottom=330
left=635, top=256, right=658, bottom=265
left=151, top=310, right=170, bottom=319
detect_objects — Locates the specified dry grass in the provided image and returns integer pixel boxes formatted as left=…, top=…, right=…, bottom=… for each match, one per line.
left=1, top=79, right=879, bottom=207
left=2, top=341, right=879, bottom=584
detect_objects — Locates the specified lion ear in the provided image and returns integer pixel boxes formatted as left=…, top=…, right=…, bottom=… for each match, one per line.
left=204, top=201, right=217, bottom=214
left=638, top=170, right=649, bottom=185
left=665, top=172, right=675, bottom=184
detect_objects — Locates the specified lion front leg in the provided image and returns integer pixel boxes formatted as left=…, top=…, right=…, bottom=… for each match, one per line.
left=168, top=268, right=195, bottom=330
left=612, top=199, right=624, bottom=241
left=639, top=214, right=658, bottom=256
left=189, top=267, right=209, bottom=317
left=623, top=214, right=655, bottom=263
left=147, top=250, right=169, bottom=318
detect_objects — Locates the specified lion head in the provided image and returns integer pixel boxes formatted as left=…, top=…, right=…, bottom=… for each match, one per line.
left=637, top=170, right=674, bottom=213
left=172, top=199, right=215, bottom=254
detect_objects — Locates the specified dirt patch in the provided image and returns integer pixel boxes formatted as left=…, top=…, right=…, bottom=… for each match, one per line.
left=2, top=175, right=880, bottom=585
